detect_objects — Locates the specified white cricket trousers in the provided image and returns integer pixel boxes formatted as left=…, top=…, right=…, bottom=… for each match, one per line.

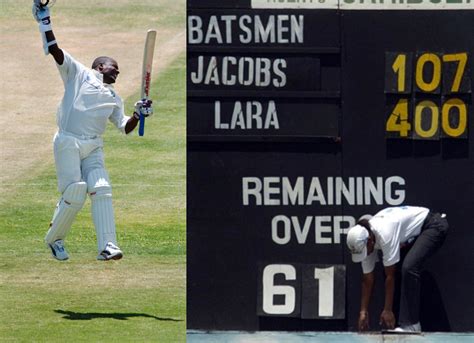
left=52, top=131, right=118, bottom=251
left=54, top=131, right=103, bottom=192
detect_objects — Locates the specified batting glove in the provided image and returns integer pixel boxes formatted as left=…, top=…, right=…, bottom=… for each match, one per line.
left=32, top=0, right=51, bottom=24
left=134, top=99, right=154, bottom=118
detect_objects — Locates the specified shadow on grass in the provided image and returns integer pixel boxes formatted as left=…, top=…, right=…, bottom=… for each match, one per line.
left=55, top=309, right=183, bottom=322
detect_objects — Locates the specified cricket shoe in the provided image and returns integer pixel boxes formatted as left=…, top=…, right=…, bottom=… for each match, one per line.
left=48, top=239, right=69, bottom=261
left=97, top=242, right=123, bottom=261
left=393, top=322, right=421, bottom=333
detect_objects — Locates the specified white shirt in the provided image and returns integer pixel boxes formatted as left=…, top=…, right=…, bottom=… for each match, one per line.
left=361, top=206, right=429, bottom=274
left=56, top=50, right=129, bottom=137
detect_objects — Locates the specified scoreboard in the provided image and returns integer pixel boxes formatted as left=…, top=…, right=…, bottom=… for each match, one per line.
left=187, top=8, right=341, bottom=141
left=187, top=0, right=474, bottom=332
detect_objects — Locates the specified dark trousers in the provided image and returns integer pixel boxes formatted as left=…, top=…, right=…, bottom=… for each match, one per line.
left=398, top=212, right=449, bottom=326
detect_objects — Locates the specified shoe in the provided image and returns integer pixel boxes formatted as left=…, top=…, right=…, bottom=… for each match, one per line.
left=394, top=322, right=421, bottom=333
left=97, top=242, right=123, bottom=261
left=48, top=239, right=69, bottom=261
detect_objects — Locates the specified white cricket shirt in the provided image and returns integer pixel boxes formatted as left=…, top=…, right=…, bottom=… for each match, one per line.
left=361, top=206, right=429, bottom=274
left=55, top=50, right=129, bottom=137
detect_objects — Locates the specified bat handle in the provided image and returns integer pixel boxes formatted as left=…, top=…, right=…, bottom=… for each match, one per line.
left=139, top=113, right=145, bottom=136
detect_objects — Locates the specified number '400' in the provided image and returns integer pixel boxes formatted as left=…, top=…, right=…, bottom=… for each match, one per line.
left=386, top=98, right=468, bottom=139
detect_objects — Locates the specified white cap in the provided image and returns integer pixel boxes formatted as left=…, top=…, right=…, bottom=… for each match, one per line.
left=346, top=224, right=369, bottom=263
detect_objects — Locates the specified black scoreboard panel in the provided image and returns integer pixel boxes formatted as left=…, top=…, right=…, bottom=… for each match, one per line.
left=187, top=145, right=345, bottom=330
left=342, top=10, right=474, bottom=331
left=188, top=2, right=474, bottom=333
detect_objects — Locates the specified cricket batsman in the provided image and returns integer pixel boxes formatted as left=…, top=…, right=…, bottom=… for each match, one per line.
left=32, top=1, right=153, bottom=261
left=346, top=206, right=448, bottom=332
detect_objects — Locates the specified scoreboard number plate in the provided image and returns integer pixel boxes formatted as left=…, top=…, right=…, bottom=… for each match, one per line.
left=385, top=98, right=412, bottom=139
left=414, top=52, right=442, bottom=94
left=385, top=52, right=413, bottom=94
left=258, top=264, right=301, bottom=317
left=257, top=263, right=345, bottom=319
left=301, top=264, right=345, bottom=319
left=442, top=53, right=471, bottom=95
left=411, top=98, right=441, bottom=140
left=440, top=97, right=469, bottom=139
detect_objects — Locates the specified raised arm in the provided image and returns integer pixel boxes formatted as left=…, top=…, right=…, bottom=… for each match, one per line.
left=44, top=29, right=64, bottom=65
left=32, top=0, right=64, bottom=64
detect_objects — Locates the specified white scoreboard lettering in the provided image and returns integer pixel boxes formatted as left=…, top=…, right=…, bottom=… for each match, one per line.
left=262, top=264, right=298, bottom=315
left=258, top=263, right=346, bottom=319
left=313, top=267, right=334, bottom=317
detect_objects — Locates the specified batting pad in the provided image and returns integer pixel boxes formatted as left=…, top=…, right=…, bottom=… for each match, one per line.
left=45, top=181, right=88, bottom=244
left=87, top=168, right=117, bottom=252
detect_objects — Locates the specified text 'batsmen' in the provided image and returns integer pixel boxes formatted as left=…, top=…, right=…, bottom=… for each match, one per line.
left=188, top=15, right=304, bottom=44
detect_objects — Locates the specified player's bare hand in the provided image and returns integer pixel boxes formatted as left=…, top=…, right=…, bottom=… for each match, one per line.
left=134, top=99, right=154, bottom=118
left=379, top=310, right=395, bottom=329
left=358, top=311, right=370, bottom=331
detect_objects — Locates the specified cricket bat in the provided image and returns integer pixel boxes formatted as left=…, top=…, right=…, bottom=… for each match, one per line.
left=139, top=29, right=157, bottom=136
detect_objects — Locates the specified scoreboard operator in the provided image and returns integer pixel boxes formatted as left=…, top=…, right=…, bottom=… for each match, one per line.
left=32, top=1, right=153, bottom=261
left=346, top=206, right=448, bottom=332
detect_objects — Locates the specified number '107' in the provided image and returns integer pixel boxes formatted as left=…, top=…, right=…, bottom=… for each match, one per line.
left=385, top=52, right=471, bottom=94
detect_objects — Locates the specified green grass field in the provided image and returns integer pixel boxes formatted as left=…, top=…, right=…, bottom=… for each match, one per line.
left=0, top=52, right=186, bottom=342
